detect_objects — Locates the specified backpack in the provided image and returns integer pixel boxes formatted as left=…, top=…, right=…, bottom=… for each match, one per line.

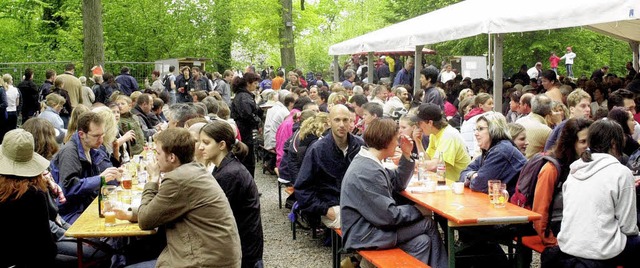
left=509, top=152, right=561, bottom=209
left=162, top=74, right=172, bottom=92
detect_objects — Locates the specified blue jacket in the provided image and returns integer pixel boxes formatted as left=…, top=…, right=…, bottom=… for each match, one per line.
left=51, top=132, right=114, bottom=223
left=115, top=73, right=139, bottom=96
left=294, top=132, right=364, bottom=219
left=460, top=139, right=526, bottom=194
left=393, top=68, right=413, bottom=87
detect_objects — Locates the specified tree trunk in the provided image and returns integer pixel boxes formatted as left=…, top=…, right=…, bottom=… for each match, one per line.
left=82, top=0, right=105, bottom=78
left=279, top=0, right=296, bottom=70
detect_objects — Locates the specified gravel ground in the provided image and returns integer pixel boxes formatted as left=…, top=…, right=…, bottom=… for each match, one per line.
left=253, top=166, right=540, bottom=268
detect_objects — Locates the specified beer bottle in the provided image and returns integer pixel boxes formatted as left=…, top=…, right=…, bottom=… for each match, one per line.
left=436, top=151, right=446, bottom=186
left=98, top=175, right=106, bottom=218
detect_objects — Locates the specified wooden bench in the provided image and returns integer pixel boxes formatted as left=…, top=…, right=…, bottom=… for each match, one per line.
left=332, top=228, right=429, bottom=268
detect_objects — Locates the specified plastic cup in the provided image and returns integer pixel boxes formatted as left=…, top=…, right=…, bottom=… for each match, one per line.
left=453, top=182, right=464, bottom=194
left=425, top=180, right=437, bottom=193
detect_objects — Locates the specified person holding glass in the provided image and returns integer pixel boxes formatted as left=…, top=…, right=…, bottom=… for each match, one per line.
left=460, top=112, right=526, bottom=194
left=340, top=118, right=447, bottom=267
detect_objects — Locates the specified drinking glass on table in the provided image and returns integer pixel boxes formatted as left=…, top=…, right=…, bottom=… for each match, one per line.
left=102, top=186, right=118, bottom=227
left=488, top=180, right=502, bottom=204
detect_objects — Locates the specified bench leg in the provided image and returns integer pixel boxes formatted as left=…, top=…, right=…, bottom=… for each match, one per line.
left=332, top=230, right=339, bottom=268
left=291, top=217, right=297, bottom=240
left=278, top=181, right=282, bottom=209
left=448, top=223, right=456, bottom=268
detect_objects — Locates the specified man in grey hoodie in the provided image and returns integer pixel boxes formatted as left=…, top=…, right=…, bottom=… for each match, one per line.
left=557, top=119, right=640, bottom=266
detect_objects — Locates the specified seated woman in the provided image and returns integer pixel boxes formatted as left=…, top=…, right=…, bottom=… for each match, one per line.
left=38, top=93, right=67, bottom=143
left=608, top=106, right=639, bottom=158
left=507, top=123, right=528, bottom=155
left=340, top=118, right=447, bottom=267
left=460, top=93, right=494, bottom=157
left=199, top=120, right=264, bottom=267
left=277, top=110, right=319, bottom=184
left=460, top=112, right=527, bottom=194
left=556, top=119, right=640, bottom=267
left=532, top=118, right=591, bottom=247
left=0, top=129, right=57, bottom=267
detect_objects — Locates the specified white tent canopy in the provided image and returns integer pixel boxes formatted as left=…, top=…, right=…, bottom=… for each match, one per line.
left=328, top=0, right=640, bottom=113
left=329, top=0, right=640, bottom=55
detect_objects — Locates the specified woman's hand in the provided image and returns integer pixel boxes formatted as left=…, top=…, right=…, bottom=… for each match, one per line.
left=45, top=171, right=66, bottom=204
left=122, top=130, right=136, bottom=142
left=399, top=134, right=414, bottom=159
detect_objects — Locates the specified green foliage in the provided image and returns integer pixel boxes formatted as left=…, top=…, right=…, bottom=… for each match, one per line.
left=0, top=0, right=634, bottom=80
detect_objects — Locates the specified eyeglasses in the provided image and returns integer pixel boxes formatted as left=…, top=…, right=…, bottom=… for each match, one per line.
left=475, top=126, right=488, bottom=132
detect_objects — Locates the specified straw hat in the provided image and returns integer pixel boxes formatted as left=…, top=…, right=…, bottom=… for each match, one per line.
left=0, top=129, right=50, bottom=177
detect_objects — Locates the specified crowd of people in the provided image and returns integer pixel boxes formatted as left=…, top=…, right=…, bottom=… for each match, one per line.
left=1, top=53, right=640, bottom=267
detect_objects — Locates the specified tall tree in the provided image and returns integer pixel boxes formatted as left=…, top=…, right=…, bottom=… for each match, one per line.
left=279, top=0, right=296, bottom=70
left=82, top=0, right=104, bottom=77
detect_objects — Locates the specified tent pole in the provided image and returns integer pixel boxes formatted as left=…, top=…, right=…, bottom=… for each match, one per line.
left=414, top=45, right=424, bottom=102
left=488, top=33, right=492, bottom=80
left=367, top=52, right=374, bottom=84
left=333, top=55, right=340, bottom=82
left=493, top=34, right=504, bottom=114
left=631, top=41, right=639, bottom=72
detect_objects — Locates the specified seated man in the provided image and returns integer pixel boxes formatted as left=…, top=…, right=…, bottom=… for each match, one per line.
left=412, top=103, right=471, bottom=183
left=130, top=93, right=158, bottom=140
left=52, top=112, right=122, bottom=223
left=294, top=104, right=364, bottom=228
left=115, top=128, right=242, bottom=267
left=341, top=119, right=447, bottom=267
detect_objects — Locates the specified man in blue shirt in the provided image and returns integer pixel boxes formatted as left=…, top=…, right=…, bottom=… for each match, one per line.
left=116, top=66, right=139, bottom=96
left=393, top=57, right=414, bottom=87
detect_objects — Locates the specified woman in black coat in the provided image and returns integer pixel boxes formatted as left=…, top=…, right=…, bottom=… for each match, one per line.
left=230, top=72, right=263, bottom=178
left=199, top=120, right=264, bottom=268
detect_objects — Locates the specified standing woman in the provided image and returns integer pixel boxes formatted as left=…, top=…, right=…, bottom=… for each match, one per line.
left=541, top=70, right=563, bottom=103
left=0, top=129, right=57, bottom=267
left=3, top=74, right=19, bottom=133
left=199, top=120, right=264, bottom=268
left=0, top=75, right=9, bottom=142
left=175, top=66, right=192, bottom=103
left=231, top=72, right=263, bottom=178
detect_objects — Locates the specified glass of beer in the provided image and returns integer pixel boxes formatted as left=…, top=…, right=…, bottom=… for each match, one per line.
left=102, top=187, right=118, bottom=227
left=121, top=177, right=132, bottom=190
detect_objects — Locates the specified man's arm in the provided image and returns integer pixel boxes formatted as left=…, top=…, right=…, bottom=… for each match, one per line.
left=294, top=146, right=330, bottom=217
left=136, top=177, right=189, bottom=230
left=57, top=151, right=101, bottom=198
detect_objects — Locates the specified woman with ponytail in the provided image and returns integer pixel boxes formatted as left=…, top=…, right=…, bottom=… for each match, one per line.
left=199, top=120, right=264, bottom=268
left=554, top=119, right=640, bottom=266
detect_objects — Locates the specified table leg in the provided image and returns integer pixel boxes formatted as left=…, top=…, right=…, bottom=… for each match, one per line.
left=447, top=222, right=455, bottom=268
left=515, top=235, right=524, bottom=268
left=77, top=238, right=84, bottom=268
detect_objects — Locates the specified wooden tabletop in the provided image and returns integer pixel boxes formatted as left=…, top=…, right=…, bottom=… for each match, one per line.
left=402, top=186, right=541, bottom=226
left=65, top=197, right=156, bottom=238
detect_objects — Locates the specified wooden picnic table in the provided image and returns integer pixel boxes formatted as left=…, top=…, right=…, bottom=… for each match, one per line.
left=402, top=185, right=541, bottom=268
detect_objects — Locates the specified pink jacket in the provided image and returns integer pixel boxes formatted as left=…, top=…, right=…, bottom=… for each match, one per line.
left=276, top=109, right=300, bottom=168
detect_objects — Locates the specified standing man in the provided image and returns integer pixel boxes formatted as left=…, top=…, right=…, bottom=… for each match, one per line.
left=190, top=67, right=209, bottom=92
left=440, top=64, right=456, bottom=83
left=115, top=66, right=139, bottom=96
left=17, top=68, right=40, bottom=120
left=420, top=67, right=444, bottom=109
left=162, top=65, right=177, bottom=105
left=590, top=66, right=609, bottom=82
left=527, top=62, right=543, bottom=80
left=215, top=70, right=233, bottom=106
left=549, top=52, right=561, bottom=75
left=342, top=69, right=356, bottom=89
left=40, top=69, right=56, bottom=102
left=393, top=58, right=414, bottom=88
left=56, top=63, right=83, bottom=109
left=560, top=47, right=576, bottom=78
left=295, top=105, right=364, bottom=228
left=115, top=128, right=242, bottom=267
left=51, top=112, right=121, bottom=223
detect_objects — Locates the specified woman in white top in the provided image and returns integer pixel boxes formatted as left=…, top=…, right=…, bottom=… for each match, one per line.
left=2, top=74, right=19, bottom=132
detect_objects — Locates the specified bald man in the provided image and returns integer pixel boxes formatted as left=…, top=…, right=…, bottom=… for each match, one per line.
left=294, top=105, right=364, bottom=228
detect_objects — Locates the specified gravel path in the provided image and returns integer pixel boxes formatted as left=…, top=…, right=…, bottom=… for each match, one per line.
left=253, top=166, right=540, bottom=268
left=254, top=170, right=332, bottom=267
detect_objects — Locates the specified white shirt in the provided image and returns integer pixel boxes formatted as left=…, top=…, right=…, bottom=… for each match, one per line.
left=6, top=85, right=19, bottom=112
left=527, top=67, right=540, bottom=79
left=560, top=52, right=576, bottom=64
left=263, top=102, right=289, bottom=150
left=440, top=71, right=456, bottom=83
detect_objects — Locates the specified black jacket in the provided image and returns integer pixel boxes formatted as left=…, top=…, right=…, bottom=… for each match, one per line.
left=212, top=155, right=263, bottom=267
left=17, top=79, right=40, bottom=118
left=231, top=89, right=263, bottom=141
